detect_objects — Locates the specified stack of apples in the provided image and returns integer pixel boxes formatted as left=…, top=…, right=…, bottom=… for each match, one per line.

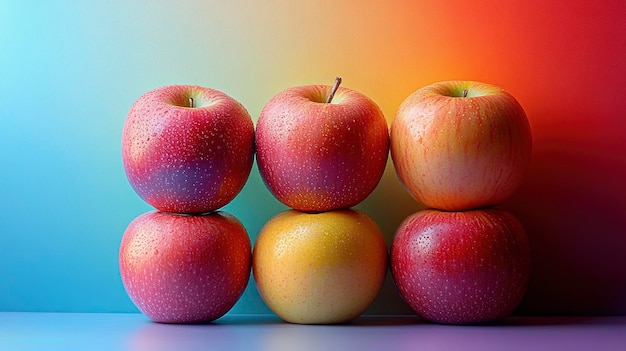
left=253, top=78, right=390, bottom=324
left=117, top=79, right=532, bottom=326
left=389, top=81, right=533, bottom=324
left=119, top=85, right=256, bottom=323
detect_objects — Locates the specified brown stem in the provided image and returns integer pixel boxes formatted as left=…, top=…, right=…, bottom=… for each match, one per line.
left=326, top=77, right=342, bottom=103
left=462, top=89, right=469, bottom=98
left=189, top=97, right=194, bottom=108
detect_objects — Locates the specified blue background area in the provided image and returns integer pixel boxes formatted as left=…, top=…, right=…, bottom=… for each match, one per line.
left=0, top=2, right=273, bottom=313
left=0, top=1, right=419, bottom=314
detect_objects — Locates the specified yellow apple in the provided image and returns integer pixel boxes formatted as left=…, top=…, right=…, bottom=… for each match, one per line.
left=252, top=209, right=388, bottom=324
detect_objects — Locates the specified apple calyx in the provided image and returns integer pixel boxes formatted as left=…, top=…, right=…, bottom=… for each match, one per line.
left=462, top=89, right=469, bottom=98
left=325, top=77, right=343, bottom=103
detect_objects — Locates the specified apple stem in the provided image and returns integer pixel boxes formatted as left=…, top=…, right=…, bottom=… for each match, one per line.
left=189, top=98, right=194, bottom=108
left=463, top=89, right=469, bottom=98
left=325, top=77, right=342, bottom=103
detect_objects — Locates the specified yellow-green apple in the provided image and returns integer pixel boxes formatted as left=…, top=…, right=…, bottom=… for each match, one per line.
left=391, top=208, right=531, bottom=324
left=122, top=85, right=254, bottom=214
left=390, top=81, right=532, bottom=211
left=119, top=210, right=251, bottom=323
left=253, top=209, right=388, bottom=324
left=255, top=78, right=389, bottom=212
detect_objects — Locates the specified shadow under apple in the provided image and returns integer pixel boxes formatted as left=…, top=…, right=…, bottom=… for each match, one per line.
left=504, top=127, right=626, bottom=315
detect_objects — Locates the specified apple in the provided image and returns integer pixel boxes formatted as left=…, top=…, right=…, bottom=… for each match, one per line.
left=255, top=78, right=389, bottom=212
left=390, top=208, right=531, bottom=324
left=390, top=80, right=532, bottom=211
left=119, top=210, right=251, bottom=323
left=253, top=209, right=388, bottom=324
left=122, top=85, right=254, bottom=214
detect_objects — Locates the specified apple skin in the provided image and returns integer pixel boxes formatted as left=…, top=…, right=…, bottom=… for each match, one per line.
left=122, top=85, right=254, bottom=214
left=255, top=84, right=389, bottom=212
left=390, top=208, right=531, bottom=324
left=253, top=209, right=388, bottom=324
left=119, top=210, right=251, bottom=323
left=390, top=80, right=532, bottom=211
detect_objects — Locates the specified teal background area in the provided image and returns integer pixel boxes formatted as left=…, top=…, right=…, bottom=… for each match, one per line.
left=0, top=1, right=419, bottom=314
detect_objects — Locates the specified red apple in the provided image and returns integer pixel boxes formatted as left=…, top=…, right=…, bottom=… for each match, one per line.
left=391, top=208, right=531, bottom=324
left=390, top=80, right=532, bottom=211
left=122, top=85, right=254, bottom=214
left=255, top=78, right=389, bottom=212
left=253, top=209, right=388, bottom=324
left=119, top=210, right=251, bottom=323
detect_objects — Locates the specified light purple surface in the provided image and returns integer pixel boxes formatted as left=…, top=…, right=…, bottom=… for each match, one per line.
left=1, top=313, right=625, bottom=351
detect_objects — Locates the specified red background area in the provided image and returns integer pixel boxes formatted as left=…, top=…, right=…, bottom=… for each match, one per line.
left=449, top=1, right=626, bottom=314
left=360, top=0, right=626, bottom=315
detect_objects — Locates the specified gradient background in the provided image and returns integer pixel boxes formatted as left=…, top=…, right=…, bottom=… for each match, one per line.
left=1, top=0, right=625, bottom=316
